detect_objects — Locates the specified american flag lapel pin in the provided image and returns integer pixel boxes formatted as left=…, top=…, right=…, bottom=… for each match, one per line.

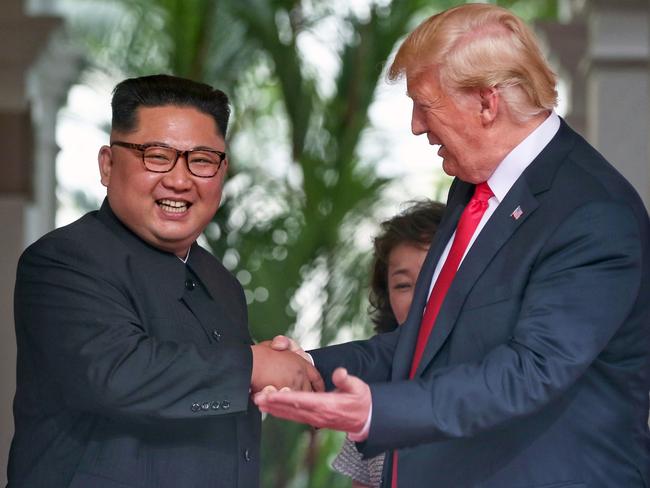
left=511, top=205, right=524, bottom=220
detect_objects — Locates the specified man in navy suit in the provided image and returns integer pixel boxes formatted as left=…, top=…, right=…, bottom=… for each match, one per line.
left=255, top=4, right=650, bottom=487
left=7, top=74, right=322, bottom=488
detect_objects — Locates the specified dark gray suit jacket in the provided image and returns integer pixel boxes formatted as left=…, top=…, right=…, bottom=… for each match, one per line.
left=313, top=120, right=650, bottom=487
left=8, top=201, right=261, bottom=487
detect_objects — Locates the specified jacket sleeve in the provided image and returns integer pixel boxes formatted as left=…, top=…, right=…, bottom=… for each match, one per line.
left=365, top=201, right=646, bottom=452
left=310, top=328, right=400, bottom=390
left=14, top=235, right=253, bottom=422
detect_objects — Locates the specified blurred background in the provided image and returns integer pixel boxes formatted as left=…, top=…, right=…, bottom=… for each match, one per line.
left=1, top=0, right=648, bottom=486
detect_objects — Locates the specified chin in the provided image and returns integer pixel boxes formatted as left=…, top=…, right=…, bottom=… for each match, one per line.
left=441, top=161, right=457, bottom=177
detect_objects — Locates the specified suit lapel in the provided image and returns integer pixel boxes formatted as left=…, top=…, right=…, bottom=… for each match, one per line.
left=186, top=246, right=252, bottom=344
left=410, top=119, right=576, bottom=377
left=414, top=179, right=539, bottom=376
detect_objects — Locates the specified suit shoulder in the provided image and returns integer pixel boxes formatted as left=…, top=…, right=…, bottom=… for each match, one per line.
left=20, top=210, right=124, bottom=270
left=561, top=133, right=645, bottom=210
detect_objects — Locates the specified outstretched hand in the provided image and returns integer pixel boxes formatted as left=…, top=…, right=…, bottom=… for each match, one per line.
left=250, top=343, right=324, bottom=394
left=253, top=367, right=371, bottom=437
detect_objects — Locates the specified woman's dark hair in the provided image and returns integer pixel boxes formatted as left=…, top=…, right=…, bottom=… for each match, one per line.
left=111, top=74, right=231, bottom=137
left=369, top=199, right=445, bottom=333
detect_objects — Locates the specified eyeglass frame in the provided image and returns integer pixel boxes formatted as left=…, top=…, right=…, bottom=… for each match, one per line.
left=110, top=140, right=227, bottom=178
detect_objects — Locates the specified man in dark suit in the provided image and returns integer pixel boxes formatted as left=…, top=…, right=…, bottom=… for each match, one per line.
left=255, top=4, right=650, bottom=487
left=7, top=74, right=322, bottom=488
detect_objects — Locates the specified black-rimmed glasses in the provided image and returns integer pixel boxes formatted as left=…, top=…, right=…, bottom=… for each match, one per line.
left=110, top=141, right=226, bottom=178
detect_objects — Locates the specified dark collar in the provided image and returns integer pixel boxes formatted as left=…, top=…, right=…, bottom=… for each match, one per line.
left=96, top=199, right=193, bottom=299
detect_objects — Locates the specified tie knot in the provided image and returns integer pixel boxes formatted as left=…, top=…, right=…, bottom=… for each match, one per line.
left=473, top=182, right=493, bottom=203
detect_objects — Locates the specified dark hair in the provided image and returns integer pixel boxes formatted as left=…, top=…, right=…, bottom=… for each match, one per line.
left=369, top=199, right=445, bottom=333
left=111, top=74, right=231, bottom=137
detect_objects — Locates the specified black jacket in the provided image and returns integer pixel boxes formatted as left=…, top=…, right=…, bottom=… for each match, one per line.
left=8, top=201, right=260, bottom=487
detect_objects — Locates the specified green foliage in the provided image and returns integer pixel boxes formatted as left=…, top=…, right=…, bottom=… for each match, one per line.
left=60, top=0, right=557, bottom=485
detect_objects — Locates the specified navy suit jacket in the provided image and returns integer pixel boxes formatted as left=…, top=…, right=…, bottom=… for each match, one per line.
left=312, top=120, right=650, bottom=487
left=8, top=201, right=261, bottom=488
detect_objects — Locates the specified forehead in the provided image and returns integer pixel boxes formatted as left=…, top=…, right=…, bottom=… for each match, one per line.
left=388, top=242, right=429, bottom=266
left=406, top=67, right=444, bottom=100
left=124, top=105, right=223, bottom=147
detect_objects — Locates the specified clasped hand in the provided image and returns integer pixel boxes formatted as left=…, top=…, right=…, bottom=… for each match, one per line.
left=250, top=341, right=324, bottom=393
left=252, top=336, right=372, bottom=438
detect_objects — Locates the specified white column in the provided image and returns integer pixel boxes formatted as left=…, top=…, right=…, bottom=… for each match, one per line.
left=26, top=30, right=83, bottom=245
left=0, top=1, right=79, bottom=482
left=586, top=0, right=650, bottom=209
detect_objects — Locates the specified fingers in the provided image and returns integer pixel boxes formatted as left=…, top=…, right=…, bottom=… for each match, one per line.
left=253, top=389, right=360, bottom=431
left=270, top=335, right=291, bottom=350
left=255, top=397, right=320, bottom=426
left=271, top=335, right=311, bottom=359
left=307, top=364, right=325, bottom=392
left=297, top=361, right=323, bottom=392
left=332, top=367, right=366, bottom=395
left=332, top=367, right=349, bottom=388
left=301, top=377, right=314, bottom=393
left=270, top=334, right=302, bottom=352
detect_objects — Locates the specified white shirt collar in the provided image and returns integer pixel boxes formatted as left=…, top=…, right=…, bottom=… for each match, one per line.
left=178, top=248, right=191, bottom=264
left=487, top=111, right=560, bottom=203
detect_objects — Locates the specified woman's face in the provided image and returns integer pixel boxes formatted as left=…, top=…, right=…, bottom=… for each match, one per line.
left=387, top=242, right=430, bottom=325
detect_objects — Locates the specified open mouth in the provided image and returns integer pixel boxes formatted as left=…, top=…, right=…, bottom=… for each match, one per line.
left=157, top=199, right=190, bottom=214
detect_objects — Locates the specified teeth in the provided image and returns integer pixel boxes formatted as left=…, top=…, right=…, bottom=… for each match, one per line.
left=158, top=199, right=189, bottom=213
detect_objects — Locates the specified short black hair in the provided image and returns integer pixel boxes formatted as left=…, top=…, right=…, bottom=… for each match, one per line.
left=110, top=74, right=230, bottom=137
left=369, top=200, right=445, bottom=333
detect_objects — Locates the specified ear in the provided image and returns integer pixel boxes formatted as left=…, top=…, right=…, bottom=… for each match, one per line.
left=98, top=145, right=113, bottom=187
left=478, top=87, right=499, bottom=125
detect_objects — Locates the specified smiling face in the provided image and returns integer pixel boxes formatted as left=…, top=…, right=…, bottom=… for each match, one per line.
left=98, top=105, right=228, bottom=257
left=387, top=242, right=430, bottom=325
left=407, top=68, right=499, bottom=183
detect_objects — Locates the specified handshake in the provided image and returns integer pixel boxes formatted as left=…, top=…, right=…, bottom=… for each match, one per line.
left=250, top=336, right=323, bottom=394
left=249, top=337, right=372, bottom=437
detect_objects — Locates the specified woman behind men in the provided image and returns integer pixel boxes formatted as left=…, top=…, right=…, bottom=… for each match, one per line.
left=332, top=199, right=445, bottom=487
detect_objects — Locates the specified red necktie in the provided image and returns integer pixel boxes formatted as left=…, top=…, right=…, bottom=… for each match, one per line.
left=391, top=182, right=493, bottom=488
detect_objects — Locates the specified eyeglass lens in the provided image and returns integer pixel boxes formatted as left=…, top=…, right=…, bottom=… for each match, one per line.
left=143, top=146, right=223, bottom=177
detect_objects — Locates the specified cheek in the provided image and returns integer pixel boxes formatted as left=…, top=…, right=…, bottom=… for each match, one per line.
left=196, top=180, right=225, bottom=212
left=389, top=292, right=414, bottom=325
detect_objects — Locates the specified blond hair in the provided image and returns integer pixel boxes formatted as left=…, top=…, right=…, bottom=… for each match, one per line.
left=389, top=3, right=558, bottom=121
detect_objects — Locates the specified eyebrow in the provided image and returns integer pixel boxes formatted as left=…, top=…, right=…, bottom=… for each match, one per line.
left=140, top=141, right=223, bottom=152
left=390, top=268, right=413, bottom=278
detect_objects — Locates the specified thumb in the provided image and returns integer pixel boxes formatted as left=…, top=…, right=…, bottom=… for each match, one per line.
left=332, top=367, right=363, bottom=394
left=270, top=335, right=291, bottom=350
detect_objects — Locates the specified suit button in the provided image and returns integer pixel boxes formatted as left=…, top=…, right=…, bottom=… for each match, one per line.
left=243, top=448, right=251, bottom=462
left=201, top=402, right=210, bottom=411
left=212, top=329, right=222, bottom=341
left=221, top=400, right=230, bottom=410
left=191, top=402, right=201, bottom=412
left=185, top=279, right=196, bottom=291
left=211, top=401, right=220, bottom=410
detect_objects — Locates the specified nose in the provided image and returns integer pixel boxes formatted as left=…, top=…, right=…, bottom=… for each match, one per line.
left=411, top=103, right=426, bottom=136
left=161, top=154, right=193, bottom=191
